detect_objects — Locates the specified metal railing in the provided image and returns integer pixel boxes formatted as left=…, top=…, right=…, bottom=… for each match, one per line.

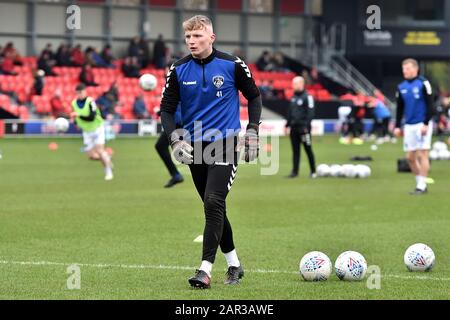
left=301, top=21, right=394, bottom=109
left=329, top=55, right=395, bottom=108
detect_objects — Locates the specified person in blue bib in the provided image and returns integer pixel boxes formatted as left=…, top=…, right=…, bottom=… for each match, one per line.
left=394, top=58, right=434, bottom=195
left=369, top=96, right=391, bottom=139
left=160, top=15, right=262, bottom=289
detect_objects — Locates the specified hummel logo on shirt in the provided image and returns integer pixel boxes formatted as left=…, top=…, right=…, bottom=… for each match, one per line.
left=183, top=81, right=197, bottom=85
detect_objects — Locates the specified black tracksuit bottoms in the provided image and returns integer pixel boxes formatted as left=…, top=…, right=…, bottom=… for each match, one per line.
left=155, top=132, right=179, bottom=177
left=290, top=126, right=316, bottom=175
left=189, top=136, right=239, bottom=263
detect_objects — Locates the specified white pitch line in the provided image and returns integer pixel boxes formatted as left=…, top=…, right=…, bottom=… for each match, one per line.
left=0, top=260, right=195, bottom=271
left=383, top=274, right=450, bottom=282
left=0, top=259, right=296, bottom=274
left=1, top=259, right=450, bottom=282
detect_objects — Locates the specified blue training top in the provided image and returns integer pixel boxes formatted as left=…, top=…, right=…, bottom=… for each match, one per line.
left=160, top=48, right=260, bottom=142
left=396, top=76, right=433, bottom=126
left=373, top=101, right=391, bottom=120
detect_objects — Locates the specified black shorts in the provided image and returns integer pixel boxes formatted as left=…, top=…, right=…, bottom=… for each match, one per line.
left=189, top=135, right=239, bottom=199
left=191, top=135, right=239, bottom=166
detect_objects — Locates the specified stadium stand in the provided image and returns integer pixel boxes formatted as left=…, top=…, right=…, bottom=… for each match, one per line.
left=1, top=51, right=369, bottom=122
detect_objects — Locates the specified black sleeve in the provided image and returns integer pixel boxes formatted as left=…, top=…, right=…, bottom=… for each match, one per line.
left=161, top=111, right=177, bottom=144
left=286, top=103, right=292, bottom=128
left=160, top=64, right=180, bottom=114
left=160, top=64, right=180, bottom=141
left=247, top=95, right=262, bottom=127
left=79, top=100, right=97, bottom=121
left=297, top=95, right=315, bottom=128
left=306, top=95, right=315, bottom=124
left=235, top=57, right=260, bottom=101
left=395, top=89, right=404, bottom=128
left=422, top=80, right=434, bottom=124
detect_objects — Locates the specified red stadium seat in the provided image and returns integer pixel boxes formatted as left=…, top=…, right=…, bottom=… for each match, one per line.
left=19, top=106, right=29, bottom=120
left=284, top=89, right=294, bottom=100
left=0, top=94, right=11, bottom=109
left=8, top=104, right=19, bottom=116
left=31, top=95, right=51, bottom=114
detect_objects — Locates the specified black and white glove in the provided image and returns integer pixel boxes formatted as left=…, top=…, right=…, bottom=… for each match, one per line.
left=244, top=123, right=259, bottom=162
left=171, top=140, right=193, bottom=165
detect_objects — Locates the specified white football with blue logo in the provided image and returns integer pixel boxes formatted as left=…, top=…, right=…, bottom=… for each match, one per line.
left=404, top=243, right=435, bottom=272
left=299, top=251, right=332, bottom=281
left=335, top=251, right=367, bottom=281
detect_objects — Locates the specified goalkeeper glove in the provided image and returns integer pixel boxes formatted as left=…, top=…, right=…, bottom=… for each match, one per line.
left=244, top=123, right=259, bottom=162
left=171, top=140, right=193, bottom=165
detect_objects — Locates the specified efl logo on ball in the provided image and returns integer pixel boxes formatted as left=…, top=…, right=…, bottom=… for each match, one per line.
left=334, top=251, right=367, bottom=281
left=299, top=251, right=332, bottom=281
left=404, top=243, right=435, bottom=272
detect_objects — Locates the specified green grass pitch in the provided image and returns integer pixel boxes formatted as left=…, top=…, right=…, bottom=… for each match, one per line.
left=0, top=135, right=449, bottom=299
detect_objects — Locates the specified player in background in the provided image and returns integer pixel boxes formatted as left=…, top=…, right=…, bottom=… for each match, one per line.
left=70, top=83, right=114, bottom=181
left=160, top=15, right=261, bottom=289
left=368, top=96, right=392, bottom=141
left=285, top=76, right=316, bottom=178
left=154, top=105, right=184, bottom=188
left=154, top=62, right=184, bottom=188
left=394, top=58, right=434, bottom=195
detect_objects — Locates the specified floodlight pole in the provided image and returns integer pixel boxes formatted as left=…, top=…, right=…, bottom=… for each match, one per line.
left=273, top=0, right=281, bottom=53
left=174, top=0, right=183, bottom=57
left=67, top=0, right=76, bottom=48
left=104, top=0, right=113, bottom=46
left=26, top=0, right=37, bottom=56
left=241, top=0, right=249, bottom=60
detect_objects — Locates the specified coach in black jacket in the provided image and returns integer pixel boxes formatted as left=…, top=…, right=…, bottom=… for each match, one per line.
left=285, top=76, right=316, bottom=178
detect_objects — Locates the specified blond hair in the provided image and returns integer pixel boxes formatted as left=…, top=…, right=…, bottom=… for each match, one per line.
left=402, top=58, right=419, bottom=68
left=183, top=15, right=213, bottom=32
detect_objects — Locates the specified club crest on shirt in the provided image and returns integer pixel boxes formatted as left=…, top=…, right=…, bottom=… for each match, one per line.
left=212, top=75, right=224, bottom=89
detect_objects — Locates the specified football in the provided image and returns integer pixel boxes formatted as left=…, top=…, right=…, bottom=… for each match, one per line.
left=299, top=251, right=332, bottom=281
left=432, top=141, right=447, bottom=152
left=54, top=117, right=69, bottom=132
left=438, top=149, right=450, bottom=160
left=355, top=164, right=371, bottom=178
left=316, top=164, right=331, bottom=177
left=429, top=149, right=439, bottom=160
left=329, top=164, right=343, bottom=177
left=335, top=251, right=367, bottom=281
left=404, top=243, right=435, bottom=272
left=139, top=73, right=158, bottom=91
left=341, top=164, right=356, bottom=178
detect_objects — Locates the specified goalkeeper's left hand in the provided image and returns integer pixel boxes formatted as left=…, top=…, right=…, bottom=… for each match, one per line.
left=244, top=123, right=259, bottom=162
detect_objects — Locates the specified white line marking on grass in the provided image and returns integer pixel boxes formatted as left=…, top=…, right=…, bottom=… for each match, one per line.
left=0, top=259, right=297, bottom=274
left=383, top=274, right=450, bottom=282
left=1, top=259, right=449, bottom=282
left=0, top=260, right=194, bottom=271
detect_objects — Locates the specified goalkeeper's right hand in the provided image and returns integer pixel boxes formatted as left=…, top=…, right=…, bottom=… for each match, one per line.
left=171, top=140, right=193, bottom=165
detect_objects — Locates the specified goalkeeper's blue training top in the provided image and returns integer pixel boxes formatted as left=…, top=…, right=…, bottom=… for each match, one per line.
left=160, top=48, right=260, bottom=142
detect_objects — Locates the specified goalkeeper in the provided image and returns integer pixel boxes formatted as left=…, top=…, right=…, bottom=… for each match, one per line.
left=160, top=15, right=261, bottom=289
